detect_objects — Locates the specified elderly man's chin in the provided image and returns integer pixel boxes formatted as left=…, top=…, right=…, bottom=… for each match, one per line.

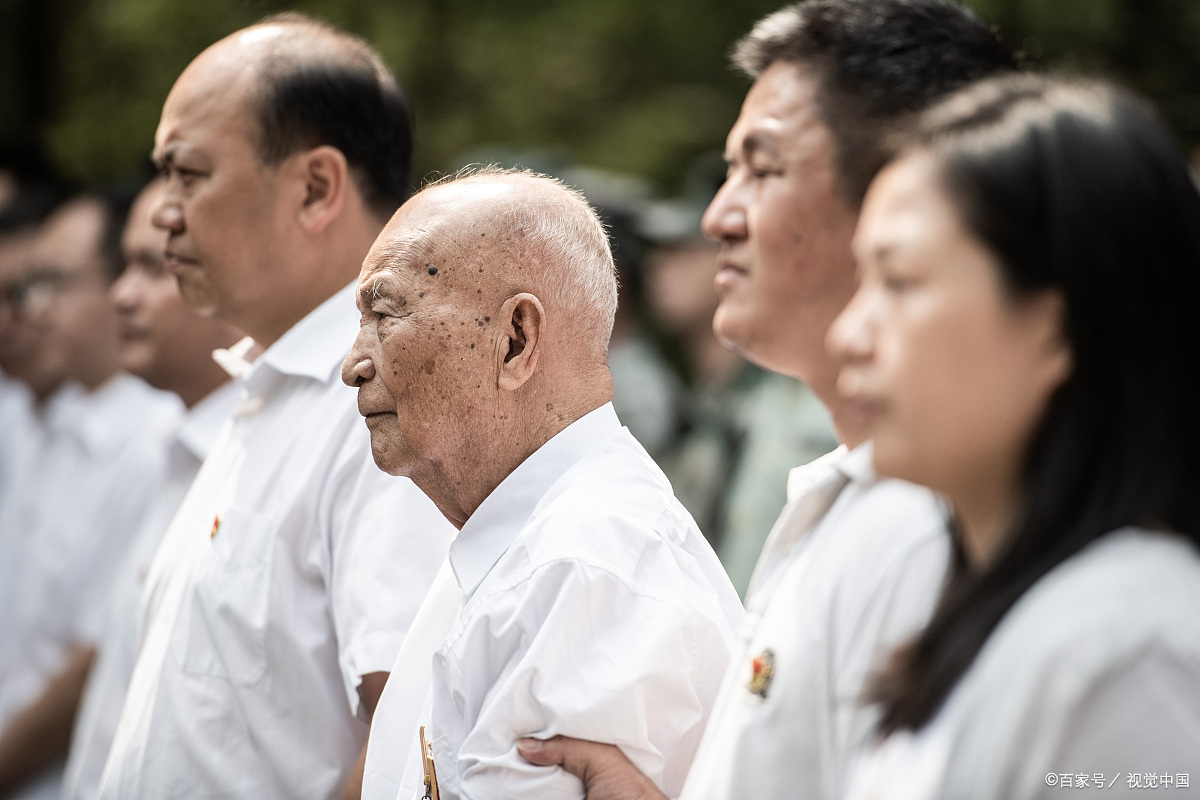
left=365, top=413, right=410, bottom=475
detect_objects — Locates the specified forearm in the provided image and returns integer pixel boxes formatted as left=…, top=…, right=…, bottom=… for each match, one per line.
left=0, top=645, right=96, bottom=792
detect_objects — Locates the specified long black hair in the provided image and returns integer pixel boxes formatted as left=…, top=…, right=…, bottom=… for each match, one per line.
left=871, top=74, right=1200, bottom=734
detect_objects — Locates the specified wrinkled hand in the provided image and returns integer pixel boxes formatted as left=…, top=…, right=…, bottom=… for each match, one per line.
left=516, top=736, right=670, bottom=800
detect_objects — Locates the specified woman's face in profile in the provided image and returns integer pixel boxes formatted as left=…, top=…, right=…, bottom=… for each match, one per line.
left=828, top=153, right=1071, bottom=531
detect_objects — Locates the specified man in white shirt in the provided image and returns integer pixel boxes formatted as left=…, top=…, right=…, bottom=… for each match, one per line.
left=0, top=191, right=181, bottom=799
left=341, top=168, right=743, bottom=800
left=517, top=3, right=1020, bottom=799
left=96, top=15, right=454, bottom=800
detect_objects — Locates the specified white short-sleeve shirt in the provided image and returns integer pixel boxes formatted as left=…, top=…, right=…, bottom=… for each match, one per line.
left=368, top=403, right=743, bottom=800
left=845, top=528, right=1200, bottom=800
left=0, top=375, right=181, bottom=727
left=97, top=285, right=455, bottom=800
left=679, top=444, right=950, bottom=800
left=61, top=380, right=237, bottom=800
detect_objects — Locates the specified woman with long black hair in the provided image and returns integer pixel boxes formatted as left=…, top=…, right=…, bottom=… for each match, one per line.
left=830, top=74, right=1200, bottom=799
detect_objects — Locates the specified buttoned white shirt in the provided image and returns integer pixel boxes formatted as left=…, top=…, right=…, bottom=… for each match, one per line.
left=0, top=375, right=180, bottom=728
left=97, top=285, right=454, bottom=800
left=61, top=380, right=237, bottom=800
left=845, top=528, right=1200, bottom=800
left=679, top=444, right=950, bottom=800
left=367, top=403, right=743, bottom=800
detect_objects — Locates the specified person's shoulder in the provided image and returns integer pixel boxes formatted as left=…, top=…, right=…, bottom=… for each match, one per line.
left=537, top=427, right=678, bottom=526
left=1004, top=529, right=1200, bottom=654
left=956, top=530, right=1200, bottom=712
left=515, top=429, right=719, bottom=587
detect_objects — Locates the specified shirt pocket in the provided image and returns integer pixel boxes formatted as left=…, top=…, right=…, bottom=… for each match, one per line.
left=178, top=505, right=276, bottom=687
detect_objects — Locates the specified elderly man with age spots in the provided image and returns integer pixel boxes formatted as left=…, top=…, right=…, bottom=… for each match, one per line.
left=342, top=167, right=743, bottom=800
left=517, top=2, right=1020, bottom=799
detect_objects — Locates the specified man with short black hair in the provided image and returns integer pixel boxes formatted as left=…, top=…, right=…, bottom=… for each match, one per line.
left=518, top=3, right=1019, bottom=798
left=97, top=15, right=453, bottom=800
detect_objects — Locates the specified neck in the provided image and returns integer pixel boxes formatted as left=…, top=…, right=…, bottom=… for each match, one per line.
left=174, top=364, right=233, bottom=409
left=427, top=374, right=613, bottom=529
left=784, top=349, right=867, bottom=450
left=249, top=213, right=384, bottom=348
left=75, top=357, right=122, bottom=394
left=950, top=471, right=1023, bottom=570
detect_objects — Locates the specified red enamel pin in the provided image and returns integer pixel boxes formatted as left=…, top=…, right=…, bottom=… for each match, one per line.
left=747, top=648, right=775, bottom=699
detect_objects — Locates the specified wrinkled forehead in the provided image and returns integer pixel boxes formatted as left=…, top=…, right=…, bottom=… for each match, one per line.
left=367, top=182, right=520, bottom=272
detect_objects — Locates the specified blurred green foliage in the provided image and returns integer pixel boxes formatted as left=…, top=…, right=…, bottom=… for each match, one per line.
left=2, top=0, right=1198, bottom=192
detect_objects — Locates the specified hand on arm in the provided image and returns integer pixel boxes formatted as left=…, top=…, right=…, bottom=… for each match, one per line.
left=516, top=737, right=669, bottom=800
left=0, top=645, right=96, bottom=793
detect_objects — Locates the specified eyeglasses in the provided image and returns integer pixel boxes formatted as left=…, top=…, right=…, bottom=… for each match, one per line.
left=1, top=267, right=109, bottom=315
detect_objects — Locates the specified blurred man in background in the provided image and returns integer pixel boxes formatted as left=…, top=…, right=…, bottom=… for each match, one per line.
left=0, top=189, right=180, bottom=800
left=0, top=150, right=67, bottom=511
left=49, top=178, right=241, bottom=800
left=97, top=15, right=453, bottom=800
left=519, top=2, right=1020, bottom=798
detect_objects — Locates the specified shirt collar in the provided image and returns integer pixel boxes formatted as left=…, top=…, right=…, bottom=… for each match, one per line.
left=837, top=440, right=877, bottom=484
left=173, top=379, right=239, bottom=462
left=449, top=402, right=623, bottom=598
left=248, top=282, right=359, bottom=385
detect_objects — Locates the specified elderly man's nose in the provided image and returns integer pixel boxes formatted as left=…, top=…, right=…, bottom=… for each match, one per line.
left=702, top=185, right=747, bottom=244
left=341, top=344, right=376, bottom=388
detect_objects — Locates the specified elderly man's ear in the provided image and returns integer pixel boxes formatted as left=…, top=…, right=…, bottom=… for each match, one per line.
left=498, top=293, right=543, bottom=392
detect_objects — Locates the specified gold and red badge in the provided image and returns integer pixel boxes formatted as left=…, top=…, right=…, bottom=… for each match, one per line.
left=210, top=514, right=221, bottom=539
left=747, top=648, right=775, bottom=699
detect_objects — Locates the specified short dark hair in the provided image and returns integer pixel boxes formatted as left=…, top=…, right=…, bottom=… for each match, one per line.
left=249, top=13, right=413, bottom=221
left=871, top=75, right=1200, bottom=734
left=733, top=0, right=1020, bottom=206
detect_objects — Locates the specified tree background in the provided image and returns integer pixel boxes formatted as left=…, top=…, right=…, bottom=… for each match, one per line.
left=2, top=0, right=1198, bottom=194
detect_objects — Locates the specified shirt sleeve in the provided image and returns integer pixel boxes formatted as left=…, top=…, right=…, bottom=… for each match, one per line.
left=438, top=558, right=736, bottom=800
left=326, top=431, right=455, bottom=719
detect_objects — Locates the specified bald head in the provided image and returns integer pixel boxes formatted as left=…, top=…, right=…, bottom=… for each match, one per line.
left=377, top=168, right=618, bottom=362
left=343, top=169, right=618, bottom=526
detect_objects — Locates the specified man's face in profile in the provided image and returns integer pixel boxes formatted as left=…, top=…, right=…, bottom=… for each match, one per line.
left=12, top=199, right=117, bottom=396
left=702, top=61, right=859, bottom=377
left=344, top=187, right=499, bottom=484
left=150, top=47, right=288, bottom=327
